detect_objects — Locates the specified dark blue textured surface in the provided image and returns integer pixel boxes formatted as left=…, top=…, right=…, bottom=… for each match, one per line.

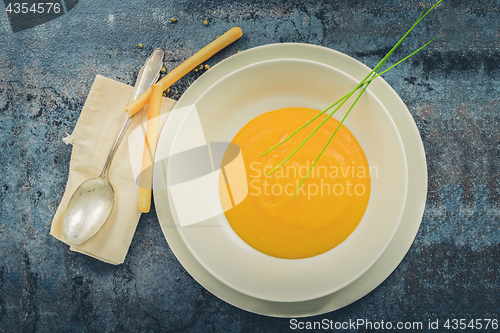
left=0, top=0, right=499, bottom=332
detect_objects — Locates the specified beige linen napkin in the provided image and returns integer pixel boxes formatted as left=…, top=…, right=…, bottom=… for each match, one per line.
left=51, top=75, right=176, bottom=264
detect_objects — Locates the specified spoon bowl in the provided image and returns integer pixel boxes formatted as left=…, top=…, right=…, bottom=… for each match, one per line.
left=63, top=175, right=115, bottom=245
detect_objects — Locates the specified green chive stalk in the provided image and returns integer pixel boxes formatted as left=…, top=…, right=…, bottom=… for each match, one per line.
left=258, top=0, right=442, bottom=197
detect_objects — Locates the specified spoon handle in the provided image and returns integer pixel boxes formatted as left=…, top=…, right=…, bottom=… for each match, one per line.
left=101, top=49, right=165, bottom=176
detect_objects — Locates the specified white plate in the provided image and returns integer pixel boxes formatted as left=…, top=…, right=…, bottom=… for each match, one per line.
left=165, top=58, right=408, bottom=302
left=153, top=43, right=427, bottom=316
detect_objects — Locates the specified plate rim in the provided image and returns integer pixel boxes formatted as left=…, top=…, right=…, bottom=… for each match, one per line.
left=153, top=42, right=427, bottom=317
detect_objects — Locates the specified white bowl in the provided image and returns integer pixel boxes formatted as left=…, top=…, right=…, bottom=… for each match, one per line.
left=166, top=58, right=408, bottom=302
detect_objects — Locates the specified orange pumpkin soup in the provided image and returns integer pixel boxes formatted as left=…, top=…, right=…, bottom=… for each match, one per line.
left=220, top=107, right=370, bottom=259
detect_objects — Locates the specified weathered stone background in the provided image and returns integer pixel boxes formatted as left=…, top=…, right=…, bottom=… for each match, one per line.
left=0, top=0, right=499, bottom=331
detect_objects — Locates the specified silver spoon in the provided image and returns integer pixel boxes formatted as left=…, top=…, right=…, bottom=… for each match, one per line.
left=63, top=49, right=165, bottom=246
